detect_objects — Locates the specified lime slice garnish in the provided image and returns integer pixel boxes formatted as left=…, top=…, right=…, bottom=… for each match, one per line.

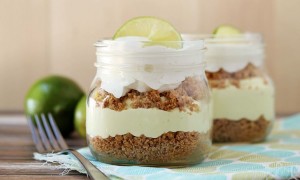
left=113, top=16, right=182, bottom=48
left=213, top=25, right=241, bottom=36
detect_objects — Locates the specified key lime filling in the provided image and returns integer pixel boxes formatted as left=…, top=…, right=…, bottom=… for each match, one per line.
left=212, top=77, right=275, bottom=121
left=87, top=100, right=211, bottom=138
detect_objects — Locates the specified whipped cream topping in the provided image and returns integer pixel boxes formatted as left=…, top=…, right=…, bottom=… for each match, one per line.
left=183, top=33, right=265, bottom=73
left=95, top=37, right=205, bottom=98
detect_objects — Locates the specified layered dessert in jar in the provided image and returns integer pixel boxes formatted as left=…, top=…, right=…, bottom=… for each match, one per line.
left=86, top=17, right=212, bottom=166
left=204, top=26, right=275, bottom=142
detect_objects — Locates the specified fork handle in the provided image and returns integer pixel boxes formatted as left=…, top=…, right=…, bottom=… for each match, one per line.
left=64, top=149, right=109, bottom=180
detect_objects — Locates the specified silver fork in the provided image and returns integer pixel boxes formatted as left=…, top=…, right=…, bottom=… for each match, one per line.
left=27, top=113, right=109, bottom=180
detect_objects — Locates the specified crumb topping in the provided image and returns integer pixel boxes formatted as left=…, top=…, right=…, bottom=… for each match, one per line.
left=93, top=77, right=206, bottom=112
left=206, top=63, right=267, bottom=88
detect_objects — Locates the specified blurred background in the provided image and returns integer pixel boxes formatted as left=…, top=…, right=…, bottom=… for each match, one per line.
left=0, top=0, right=299, bottom=115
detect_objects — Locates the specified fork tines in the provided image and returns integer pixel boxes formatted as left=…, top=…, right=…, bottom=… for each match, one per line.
left=27, top=113, right=68, bottom=153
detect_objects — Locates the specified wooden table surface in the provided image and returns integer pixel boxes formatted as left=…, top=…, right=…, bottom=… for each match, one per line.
left=0, top=114, right=89, bottom=180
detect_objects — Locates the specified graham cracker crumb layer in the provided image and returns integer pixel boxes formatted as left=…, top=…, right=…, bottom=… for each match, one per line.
left=88, top=131, right=211, bottom=165
left=93, top=76, right=206, bottom=111
left=212, top=116, right=272, bottom=142
left=206, top=63, right=267, bottom=88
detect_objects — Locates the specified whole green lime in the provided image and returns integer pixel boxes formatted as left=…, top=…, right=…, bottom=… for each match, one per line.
left=24, top=75, right=84, bottom=136
left=74, top=95, right=86, bottom=138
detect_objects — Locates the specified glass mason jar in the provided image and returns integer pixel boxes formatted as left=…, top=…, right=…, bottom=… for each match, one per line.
left=86, top=39, right=212, bottom=166
left=202, top=34, right=275, bottom=143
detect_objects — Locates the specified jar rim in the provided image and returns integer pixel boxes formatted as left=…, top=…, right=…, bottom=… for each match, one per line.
left=94, top=37, right=207, bottom=71
left=94, top=38, right=206, bottom=47
left=182, top=33, right=263, bottom=44
left=94, top=61, right=206, bottom=70
left=183, top=33, right=265, bottom=73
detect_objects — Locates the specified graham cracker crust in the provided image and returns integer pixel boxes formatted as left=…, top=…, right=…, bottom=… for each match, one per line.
left=212, top=116, right=272, bottom=142
left=88, top=131, right=211, bottom=165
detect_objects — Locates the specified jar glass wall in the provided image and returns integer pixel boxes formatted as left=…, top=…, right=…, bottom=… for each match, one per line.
left=87, top=39, right=212, bottom=166
left=203, top=34, right=275, bottom=142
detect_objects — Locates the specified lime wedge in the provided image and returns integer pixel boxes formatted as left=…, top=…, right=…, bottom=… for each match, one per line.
left=113, top=16, right=182, bottom=48
left=213, top=25, right=241, bottom=36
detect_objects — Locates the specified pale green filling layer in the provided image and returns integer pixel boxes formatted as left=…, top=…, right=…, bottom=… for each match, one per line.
left=87, top=102, right=211, bottom=138
left=212, top=77, right=275, bottom=121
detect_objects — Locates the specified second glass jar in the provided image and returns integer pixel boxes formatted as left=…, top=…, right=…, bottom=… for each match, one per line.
left=87, top=39, right=212, bottom=166
left=204, top=34, right=275, bottom=143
